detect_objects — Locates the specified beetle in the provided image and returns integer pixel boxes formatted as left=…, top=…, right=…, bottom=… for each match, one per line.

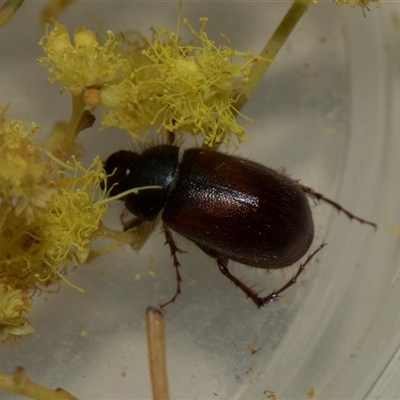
left=103, top=144, right=376, bottom=308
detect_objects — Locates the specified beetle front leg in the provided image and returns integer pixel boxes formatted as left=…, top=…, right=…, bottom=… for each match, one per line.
left=121, top=208, right=145, bottom=231
left=160, top=225, right=185, bottom=309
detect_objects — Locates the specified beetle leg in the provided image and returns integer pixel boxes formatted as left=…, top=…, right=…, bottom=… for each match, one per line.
left=301, top=184, right=377, bottom=230
left=216, top=257, right=267, bottom=308
left=121, top=208, right=144, bottom=231
left=166, top=130, right=175, bottom=145
left=160, top=225, right=185, bottom=309
left=217, top=242, right=326, bottom=308
left=257, top=242, right=326, bottom=307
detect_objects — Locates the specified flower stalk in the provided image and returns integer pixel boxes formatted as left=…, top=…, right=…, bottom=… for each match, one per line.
left=0, top=0, right=24, bottom=27
left=236, top=0, right=313, bottom=112
left=0, top=366, right=77, bottom=400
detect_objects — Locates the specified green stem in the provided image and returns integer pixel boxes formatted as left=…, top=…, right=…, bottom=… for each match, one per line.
left=236, top=0, right=313, bottom=112
left=53, top=94, right=85, bottom=158
left=0, top=0, right=24, bottom=26
left=0, top=366, right=77, bottom=400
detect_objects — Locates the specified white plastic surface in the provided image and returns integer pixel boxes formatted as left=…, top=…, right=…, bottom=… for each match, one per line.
left=1, top=2, right=400, bottom=399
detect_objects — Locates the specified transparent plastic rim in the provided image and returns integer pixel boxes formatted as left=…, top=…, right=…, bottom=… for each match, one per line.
left=242, top=7, right=400, bottom=399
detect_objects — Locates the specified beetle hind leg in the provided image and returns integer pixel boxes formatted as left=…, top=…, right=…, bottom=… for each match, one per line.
left=217, top=242, right=326, bottom=308
left=301, top=184, right=377, bottom=230
left=160, top=225, right=185, bottom=309
left=257, top=242, right=326, bottom=307
left=217, top=257, right=266, bottom=307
